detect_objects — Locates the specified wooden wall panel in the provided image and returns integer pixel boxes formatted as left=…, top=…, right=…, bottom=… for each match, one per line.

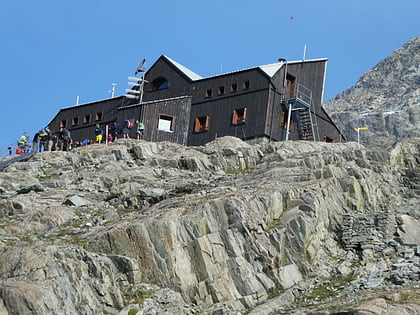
left=187, top=69, right=272, bottom=145
left=117, top=96, right=192, bottom=145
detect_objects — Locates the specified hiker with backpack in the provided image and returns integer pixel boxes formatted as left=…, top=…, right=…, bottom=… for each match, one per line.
left=38, top=129, right=49, bottom=152
left=59, top=127, right=71, bottom=151
left=122, top=119, right=132, bottom=139
left=136, top=120, right=144, bottom=140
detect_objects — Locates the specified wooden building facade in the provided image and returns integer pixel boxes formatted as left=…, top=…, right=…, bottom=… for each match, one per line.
left=48, top=55, right=345, bottom=145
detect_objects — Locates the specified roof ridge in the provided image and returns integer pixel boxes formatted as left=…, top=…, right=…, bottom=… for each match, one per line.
left=163, top=55, right=327, bottom=80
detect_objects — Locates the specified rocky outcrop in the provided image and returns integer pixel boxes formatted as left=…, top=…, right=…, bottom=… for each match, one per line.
left=323, top=36, right=420, bottom=146
left=353, top=297, right=420, bottom=315
left=0, top=137, right=419, bottom=314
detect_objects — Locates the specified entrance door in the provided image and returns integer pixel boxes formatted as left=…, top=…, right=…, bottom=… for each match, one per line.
left=284, top=73, right=296, bottom=99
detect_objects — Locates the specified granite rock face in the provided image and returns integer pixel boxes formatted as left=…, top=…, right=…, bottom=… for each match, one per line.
left=323, top=36, right=420, bottom=146
left=0, top=137, right=419, bottom=314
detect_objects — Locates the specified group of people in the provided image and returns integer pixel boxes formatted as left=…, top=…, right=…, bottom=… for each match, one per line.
left=94, top=119, right=144, bottom=144
left=15, top=127, right=72, bottom=155
left=94, top=122, right=120, bottom=144
left=14, top=119, right=145, bottom=156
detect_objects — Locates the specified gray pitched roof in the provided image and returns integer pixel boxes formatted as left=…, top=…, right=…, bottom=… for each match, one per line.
left=164, top=55, right=203, bottom=81
left=258, top=62, right=284, bottom=77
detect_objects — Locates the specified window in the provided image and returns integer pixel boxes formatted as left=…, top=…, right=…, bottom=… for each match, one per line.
left=149, top=77, right=169, bottom=91
left=83, top=114, right=91, bottom=124
left=95, top=112, right=103, bottom=121
left=230, top=83, right=238, bottom=93
left=232, top=108, right=248, bottom=125
left=194, top=115, right=210, bottom=133
left=218, top=86, right=225, bottom=95
left=60, top=120, right=67, bottom=128
left=243, top=81, right=250, bottom=90
left=205, top=88, right=212, bottom=98
left=71, top=117, right=79, bottom=126
left=157, top=81, right=169, bottom=90
left=158, top=115, right=174, bottom=132
left=280, top=111, right=293, bottom=130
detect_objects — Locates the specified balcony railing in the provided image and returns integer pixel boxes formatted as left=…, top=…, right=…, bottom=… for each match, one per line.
left=283, top=83, right=312, bottom=108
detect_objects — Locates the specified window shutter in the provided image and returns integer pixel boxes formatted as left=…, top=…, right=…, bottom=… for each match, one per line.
left=232, top=110, right=238, bottom=124
left=243, top=108, right=248, bottom=122
left=205, top=116, right=210, bottom=130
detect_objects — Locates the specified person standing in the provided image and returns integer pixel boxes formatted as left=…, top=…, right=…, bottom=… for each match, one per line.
left=59, top=127, right=71, bottom=151
left=122, top=119, right=132, bottom=139
left=110, top=122, right=119, bottom=142
left=38, top=129, right=49, bottom=152
left=106, top=125, right=114, bottom=143
left=46, top=127, right=54, bottom=151
left=136, top=120, right=144, bottom=140
left=95, top=124, right=103, bottom=144
left=32, top=130, right=40, bottom=153
left=50, top=132, right=59, bottom=151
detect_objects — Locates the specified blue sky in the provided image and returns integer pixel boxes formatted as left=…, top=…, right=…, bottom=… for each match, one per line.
left=0, top=0, right=419, bottom=155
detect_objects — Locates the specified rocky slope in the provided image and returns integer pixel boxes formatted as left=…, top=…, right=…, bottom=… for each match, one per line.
left=0, top=137, right=419, bottom=314
left=323, top=36, right=420, bottom=146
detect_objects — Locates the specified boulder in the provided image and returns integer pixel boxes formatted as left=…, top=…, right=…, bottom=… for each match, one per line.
left=397, top=215, right=420, bottom=246
left=63, top=195, right=89, bottom=207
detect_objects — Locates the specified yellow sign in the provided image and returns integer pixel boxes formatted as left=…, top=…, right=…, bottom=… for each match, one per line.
left=354, top=127, right=369, bottom=131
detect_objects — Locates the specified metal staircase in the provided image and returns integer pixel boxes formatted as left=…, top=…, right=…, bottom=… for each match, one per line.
left=281, top=83, right=319, bottom=141
left=297, top=109, right=315, bottom=140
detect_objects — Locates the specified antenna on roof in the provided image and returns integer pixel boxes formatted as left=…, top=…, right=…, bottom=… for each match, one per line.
left=135, top=58, right=146, bottom=75
left=125, top=58, right=148, bottom=103
left=287, top=16, right=293, bottom=60
left=303, top=44, right=307, bottom=61
left=108, top=83, right=118, bottom=98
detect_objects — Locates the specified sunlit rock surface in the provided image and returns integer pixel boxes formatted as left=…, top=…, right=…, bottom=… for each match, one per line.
left=0, top=136, right=418, bottom=314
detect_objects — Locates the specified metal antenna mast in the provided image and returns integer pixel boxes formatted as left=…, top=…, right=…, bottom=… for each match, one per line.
left=125, top=58, right=148, bottom=127
left=125, top=58, right=147, bottom=103
left=108, top=83, right=118, bottom=98
left=284, top=16, right=294, bottom=141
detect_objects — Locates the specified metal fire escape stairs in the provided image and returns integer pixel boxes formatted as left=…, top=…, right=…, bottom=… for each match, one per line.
left=281, top=83, right=320, bottom=141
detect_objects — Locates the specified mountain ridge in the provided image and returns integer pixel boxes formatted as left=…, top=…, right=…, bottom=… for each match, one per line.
left=323, top=36, right=420, bottom=146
